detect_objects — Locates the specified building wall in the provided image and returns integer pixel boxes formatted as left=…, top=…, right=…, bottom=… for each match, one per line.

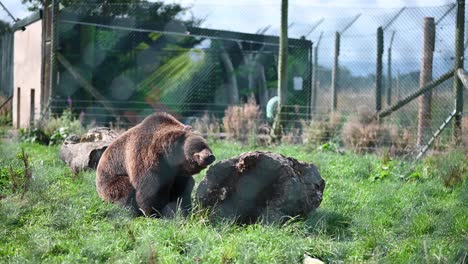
left=13, top=20, right=42, bottom=129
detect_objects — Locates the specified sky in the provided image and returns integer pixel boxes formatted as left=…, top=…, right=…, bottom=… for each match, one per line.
left=1, top=0, right=462, bottom=76
left=0, top=0, right=454, bottom=23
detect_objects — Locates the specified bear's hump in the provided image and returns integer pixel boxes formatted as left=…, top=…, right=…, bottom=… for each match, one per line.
left=141, top=113, right=185, bottom=129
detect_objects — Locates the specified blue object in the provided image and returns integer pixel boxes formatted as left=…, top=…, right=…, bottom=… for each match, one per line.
left=266, top=96, right=279, bottom=120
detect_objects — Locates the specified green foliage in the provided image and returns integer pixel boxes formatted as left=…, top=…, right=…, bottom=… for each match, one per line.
left=0, top=111, right=11, bottom=126
left=0, top=19, right=11, bottom=34
left=19, top=127, right=49, bottom=144
left=41, top=109, right=84, bottom=137
left=0, top=148, right=32, bottom=198
left=0, top=96, right=12, bottom=126
left=20, top=109, right=84, bottom=145
left=317, top=142, right=339, bottom=152
left=371, top=164, right=391, bottom=181
left=424, top=150, right=467, bottom=187
left=0, top=140, right=466, bottom=263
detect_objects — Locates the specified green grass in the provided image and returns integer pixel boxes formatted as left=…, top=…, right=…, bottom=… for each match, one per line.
left=0, top=139, right=466, bottom=263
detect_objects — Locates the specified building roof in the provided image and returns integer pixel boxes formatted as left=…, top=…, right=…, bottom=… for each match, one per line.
left=12, top=11, right=42, bottom=32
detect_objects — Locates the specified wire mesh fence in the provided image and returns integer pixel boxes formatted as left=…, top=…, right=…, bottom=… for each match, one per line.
left=53, top=2, right=312, bottom=128
left=0, top=31, right=13, bottom=99
left=1, top=1, right=467, bottom=153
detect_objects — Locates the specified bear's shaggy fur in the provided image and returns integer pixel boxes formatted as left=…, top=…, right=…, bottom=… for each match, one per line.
left=96, top=113, right=215, bottom=217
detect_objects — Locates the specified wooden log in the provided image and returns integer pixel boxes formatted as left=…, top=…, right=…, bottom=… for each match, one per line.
left=59, top=127, right=119, bottom=173
left=196, top=151, right=325, bottom=224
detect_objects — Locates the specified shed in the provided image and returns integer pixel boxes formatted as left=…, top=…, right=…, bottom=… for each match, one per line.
left=11, top=11, right=48, bottom=128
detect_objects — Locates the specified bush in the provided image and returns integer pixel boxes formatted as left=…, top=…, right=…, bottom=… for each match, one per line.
left=387, top=126, right=414, bottom=155
left=342, top=120, right=393, bottom=153
left=20, top=109, right=85, bottom=145
left=303, top=113, right=342, bottom=146
left=20, top=127, right=50, bottom=144
left=424, top=150, right=467, bottom=187
left=0, top=148, right=32, bottom=198
left=191, top=112, right=221, bottom=140
left=40, top=109, right=84, bottom=137
left=340, top=106, right=416, bottom=154
left=0, top=111, right=11, bottom=126
left=282, top=123, right=303, bottom=145
left=222, top=98, right=262, bottom=144
left=0, top=96, right=12, bottom=126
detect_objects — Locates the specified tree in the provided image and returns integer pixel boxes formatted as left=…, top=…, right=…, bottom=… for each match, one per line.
left=271, top=0, right=288, bottom=142
left=21, top=0, right=47, bottom=12
left=22, top=0, right=196, bottom=19
left=0, top=20, right=11, bottom=34
left=22, top=0, right=139, bottom=13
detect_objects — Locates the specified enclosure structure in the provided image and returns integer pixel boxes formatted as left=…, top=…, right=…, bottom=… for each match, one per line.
left=51, top=8, right=312, bottom=127
left=0, top=1, right=465, bottom=155
left=4, top=3, right=312, bottom=128
left=0, top=30, right=13, bottom=99
left=10, top=12, right=45, bottom=128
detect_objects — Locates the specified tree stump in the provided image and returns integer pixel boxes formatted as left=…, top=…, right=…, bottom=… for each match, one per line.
left=196, top=151, right=325, bottom=224
left=59, top=127, right=119, bottom=173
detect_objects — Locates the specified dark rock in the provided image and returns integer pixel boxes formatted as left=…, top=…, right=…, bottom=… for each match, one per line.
left=196, top=151, right=325, bottom=224
left=59, top=127, right=119, bottom=173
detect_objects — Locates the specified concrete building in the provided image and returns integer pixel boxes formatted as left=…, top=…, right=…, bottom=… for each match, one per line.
left=12, top=12, right=44, bottom=128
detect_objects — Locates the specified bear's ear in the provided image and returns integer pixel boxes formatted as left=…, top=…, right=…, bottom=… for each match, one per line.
left=159, top=130, right=187, bottom=166
left=183, top=125, right=192, bottom=131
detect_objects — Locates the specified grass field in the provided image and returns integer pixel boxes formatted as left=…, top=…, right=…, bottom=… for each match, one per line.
left=0, top=136, right=466, bottom=263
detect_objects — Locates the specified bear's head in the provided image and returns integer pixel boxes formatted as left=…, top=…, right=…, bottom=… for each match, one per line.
left=181, top=133, right=215, bottom=175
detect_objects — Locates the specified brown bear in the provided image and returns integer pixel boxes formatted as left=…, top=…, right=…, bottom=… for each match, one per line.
left=96, top=113, right=215, bottom=217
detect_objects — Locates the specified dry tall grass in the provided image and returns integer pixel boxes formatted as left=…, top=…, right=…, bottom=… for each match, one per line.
left=282, top=125, right=303, bottom=145
left=342, top=106, right=414, bottom=153
left=0, top=95, right=12, bottom=125
left=191, top=111, right=221, bottom=139
left=222, top=98, right=261, bottom=144
left=302, top=112, right=342, bottom=146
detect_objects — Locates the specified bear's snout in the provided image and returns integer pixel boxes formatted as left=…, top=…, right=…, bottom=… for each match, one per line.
left=205, top=154, right=216, bottom=165
left=194, top=149, right=216, bottom=167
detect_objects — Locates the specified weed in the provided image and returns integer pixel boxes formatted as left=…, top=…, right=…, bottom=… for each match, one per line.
left=303, top=113, right=342, bottom=146
left=222, top=97, right=262, bottom=144
left=0, top=148, right=32, bottom=198
left=19, top=127, right=50, bottom=144
left=0, top=111, right=11, bottom=126
left=424, top=150, right=467, bottom=187
left=0, top=96, right=12, bottom=126
left=282, top=125, right=303, bottom=145
left=20, top=109, right=85, bottom=145
left=191, top=111, right=221, bottom=140
left=342, top=120, right=394, bottom=153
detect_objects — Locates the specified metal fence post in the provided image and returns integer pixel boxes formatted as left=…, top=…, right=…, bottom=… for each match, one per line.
left=453, top=0, right=465, bottom=143
left=309, top=41, right=313, bottom=118
left=375, top=27, right=384, bottom=112
left=386, top=31, right=395, bottom=106
left=311, top=32, right=322, bottom=115
left=417, top=17, right=435, bottom=146
left=331, top=31, right=340, bottom=111
left=48, top=0, right=59, bottom=116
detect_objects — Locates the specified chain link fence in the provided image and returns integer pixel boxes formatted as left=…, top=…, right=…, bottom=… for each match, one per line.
left=1, top=1, right=467, bottom=153
left=300, top=4, right=467, bottom=151
left=52, top=2, right=312, bottom=129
